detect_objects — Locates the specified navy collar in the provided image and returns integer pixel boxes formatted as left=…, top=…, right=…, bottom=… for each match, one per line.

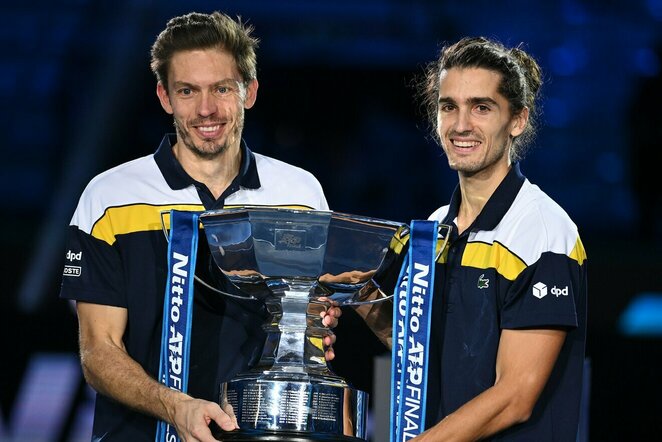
left=154, top=133, right=261, bottom=192
left=442, top=163, right=526, bottom=233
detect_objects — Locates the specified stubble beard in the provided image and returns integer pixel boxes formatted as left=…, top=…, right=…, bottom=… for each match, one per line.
left=174, top=109, right=245, bottom=160
left=441, top=137, right=510, bottom=177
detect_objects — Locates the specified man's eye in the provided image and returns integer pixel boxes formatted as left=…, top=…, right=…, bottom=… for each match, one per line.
left=439, top=104, right=454, bottom=112
left=476, top=105, right=490, bottom=112
left=179, top=88, right=192, bottom=95
left=217, top=86, right=229, bottom=94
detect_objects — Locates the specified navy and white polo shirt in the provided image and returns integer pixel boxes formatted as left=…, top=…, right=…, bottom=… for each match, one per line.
left=59, top=134, right=328, bottom=441
left=425, top=163, right=587, bottom=441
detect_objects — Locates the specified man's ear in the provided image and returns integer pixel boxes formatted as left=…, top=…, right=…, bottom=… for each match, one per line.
left=510, top=106, right=529, bottom=137
left=243, top=79, right=259, bottom=109
left=156, top=81, right=173, bottom=115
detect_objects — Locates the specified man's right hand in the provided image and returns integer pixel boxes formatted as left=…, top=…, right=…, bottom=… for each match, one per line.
left=169, top=395, right=238, bottom=441
left=76, top=302, right=239, bottom=441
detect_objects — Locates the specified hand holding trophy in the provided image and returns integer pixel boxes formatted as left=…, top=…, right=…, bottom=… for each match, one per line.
left=164, top=206, right=449, bottom=441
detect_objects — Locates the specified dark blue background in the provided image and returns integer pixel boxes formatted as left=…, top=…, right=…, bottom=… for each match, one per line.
left=2, top=1, right=661, bottom=440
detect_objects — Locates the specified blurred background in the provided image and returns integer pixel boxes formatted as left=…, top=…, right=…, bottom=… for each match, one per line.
left=1, top=0, right=661, bottom=440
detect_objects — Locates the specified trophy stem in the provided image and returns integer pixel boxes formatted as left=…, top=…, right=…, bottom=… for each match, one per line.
left=257, top=288, right=337, bottom=379
left=219, top=288, right=368, bottom=439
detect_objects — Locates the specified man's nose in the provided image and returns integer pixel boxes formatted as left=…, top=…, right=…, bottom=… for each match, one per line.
left=197, top=92, right=218, bottom=117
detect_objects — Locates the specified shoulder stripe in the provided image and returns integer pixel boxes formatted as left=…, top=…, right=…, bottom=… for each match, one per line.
left=91, top=203, right=204, bottom=245
left=570, top=236, right=587, bottom=265
left=462, top=241, right=527, bottom=281
left=459, top=236, right=586, bottom=281
left=92, top=203, right=318, bottom=245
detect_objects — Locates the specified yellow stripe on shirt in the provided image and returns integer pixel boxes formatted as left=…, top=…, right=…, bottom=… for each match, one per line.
left=91, top=203, right=317, bottom=245
left=91, top=204, right=204, bottom=245
left=569, top=236, right=587, bottom=265
left=462, top=241, right=527, bottom=281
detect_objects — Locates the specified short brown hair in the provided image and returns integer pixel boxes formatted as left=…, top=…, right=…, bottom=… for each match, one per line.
left=150, top=11, right=259, bottom=91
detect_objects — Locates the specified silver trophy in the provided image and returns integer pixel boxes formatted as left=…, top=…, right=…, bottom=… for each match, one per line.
left=196, top=207, right=420, bottom=441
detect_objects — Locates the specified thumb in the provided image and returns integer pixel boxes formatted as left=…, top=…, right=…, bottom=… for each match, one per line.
left=211, top=403, right=239, bottom=431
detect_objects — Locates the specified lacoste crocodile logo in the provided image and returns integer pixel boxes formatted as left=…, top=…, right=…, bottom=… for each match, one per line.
left=478, top=274, right=489, bottom=289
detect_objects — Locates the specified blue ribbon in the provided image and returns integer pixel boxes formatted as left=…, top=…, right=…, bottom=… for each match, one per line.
left=390, top=220, right=438, bottom=442
left=156, top=210, right=200, bottom=442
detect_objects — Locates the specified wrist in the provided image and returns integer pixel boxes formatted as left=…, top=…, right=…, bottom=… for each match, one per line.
left=157, top=385, right=189, bottom=423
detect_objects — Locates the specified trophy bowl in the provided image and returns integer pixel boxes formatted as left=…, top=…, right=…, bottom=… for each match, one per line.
left=198, top=207, right=410, bottom=441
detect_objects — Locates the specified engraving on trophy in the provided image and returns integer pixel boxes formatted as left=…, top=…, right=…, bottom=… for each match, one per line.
left=311, top=391, right=340, bottom=422
left=275, top=228, right=306, bottom=250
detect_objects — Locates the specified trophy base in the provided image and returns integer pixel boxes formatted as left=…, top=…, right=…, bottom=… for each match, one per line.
left=220, top=375, right=368, bottom=440
left=215, top=429, right=364, bottom=441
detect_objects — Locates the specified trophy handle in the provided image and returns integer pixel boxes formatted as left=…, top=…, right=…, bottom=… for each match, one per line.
left=192, top=273, right=258, bottom=301
left=435, top=223, right=452, bottom=261
left=338, top=222, right=452, bottom=307
left=160, top=210, right=259, bottom=301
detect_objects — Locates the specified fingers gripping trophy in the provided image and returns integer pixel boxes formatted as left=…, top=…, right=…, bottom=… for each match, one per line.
left=163, top=207, right=450, bottom=441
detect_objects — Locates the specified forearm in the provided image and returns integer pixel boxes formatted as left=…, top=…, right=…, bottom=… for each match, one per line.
left=416, top=329, right=566, bottom=441
left=76, top=301, right=235, bottom=439
left=353, top=298, right=393, bottom=349
left=80, top=338, right=186, bottom=423
left=415, top=382, right=529, bottom=441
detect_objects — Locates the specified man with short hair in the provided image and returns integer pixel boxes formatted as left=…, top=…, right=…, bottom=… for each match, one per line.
left=60, top=11, right=339, bottom=441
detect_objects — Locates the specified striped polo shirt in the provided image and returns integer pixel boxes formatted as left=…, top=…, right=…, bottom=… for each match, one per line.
left=425, top=163, right=587, bottom=441
left=59, top=134, right=328, bottom=441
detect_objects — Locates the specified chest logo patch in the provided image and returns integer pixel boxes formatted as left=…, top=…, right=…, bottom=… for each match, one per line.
left=477, top=273, right=489, bottom=289
left=533, top=282, right=548, bottom=299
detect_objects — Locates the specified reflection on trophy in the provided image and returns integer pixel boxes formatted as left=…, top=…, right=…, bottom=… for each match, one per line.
left=197, top=207, right=411, bottom=441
